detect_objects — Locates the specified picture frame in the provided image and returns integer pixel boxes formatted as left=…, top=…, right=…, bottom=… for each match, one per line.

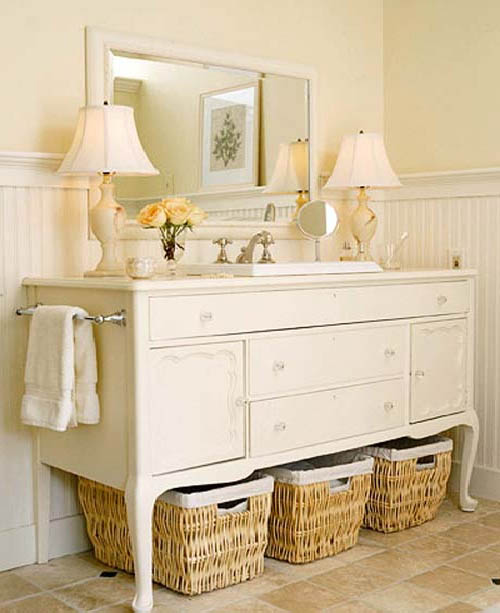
left=199, top=81, right=260, bottom=191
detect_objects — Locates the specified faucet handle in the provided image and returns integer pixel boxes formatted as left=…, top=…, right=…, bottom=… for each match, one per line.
left=258, top=231, right=275, bottom=264
left=213, top=237, right=233, bottom=264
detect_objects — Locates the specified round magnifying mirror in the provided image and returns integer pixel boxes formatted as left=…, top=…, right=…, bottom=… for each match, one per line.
left=297, top=200, right=338, bottom=261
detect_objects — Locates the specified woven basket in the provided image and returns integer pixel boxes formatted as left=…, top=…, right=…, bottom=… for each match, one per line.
left=78, top=476, right=273, bottom=595
left=263, top=452, right=373, bottom=563
left=363, top=436, right=452, bottom=533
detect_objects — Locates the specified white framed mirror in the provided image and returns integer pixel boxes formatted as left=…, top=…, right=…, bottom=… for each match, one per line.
left=86, top=27, right=317, bottom=239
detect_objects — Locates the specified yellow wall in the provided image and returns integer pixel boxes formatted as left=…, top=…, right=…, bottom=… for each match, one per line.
left=384, top=0, right=500, bottom=173
left=0, top=0, right=383, bottom=174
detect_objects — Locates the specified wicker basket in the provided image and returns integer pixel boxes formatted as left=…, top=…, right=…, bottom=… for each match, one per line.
left=263, top=451, right=374, bottom=563
left=78, top=475, right=273, bottom=595
left=363, top=435, right=452, bottom=533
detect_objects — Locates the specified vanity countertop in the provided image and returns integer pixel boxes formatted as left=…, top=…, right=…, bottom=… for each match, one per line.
left=23, top=268, right=477, bottom=293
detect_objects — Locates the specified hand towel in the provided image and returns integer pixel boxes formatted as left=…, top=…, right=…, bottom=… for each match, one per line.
left=21, top=305, right=100, bottom=431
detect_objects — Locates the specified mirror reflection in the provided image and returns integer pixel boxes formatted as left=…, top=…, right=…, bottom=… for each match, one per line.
left=297, top=200, right=338, bottom=239
left=111, top=52, right=310, bottom=219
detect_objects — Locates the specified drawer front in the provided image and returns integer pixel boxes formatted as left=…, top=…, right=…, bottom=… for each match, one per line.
left=149, top=342, right=245, bottom=474
left=149, top=281, right=469, bottom=340
left=250, top=379, right=405, bottom=457
left=249, top=325, right=406, bottom=396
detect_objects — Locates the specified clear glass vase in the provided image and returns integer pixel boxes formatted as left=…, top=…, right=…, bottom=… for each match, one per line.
left=160, top=228, right=186, bottom=276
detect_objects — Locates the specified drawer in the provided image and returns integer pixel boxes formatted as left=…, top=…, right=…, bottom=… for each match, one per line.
left=249, top=325, right=406, bottom=396
left=250, top=379, right=405, bottom=457
left=149, top=281, right=469, bottom=340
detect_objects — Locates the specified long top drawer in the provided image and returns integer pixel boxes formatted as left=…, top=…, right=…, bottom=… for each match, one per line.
left=149, top=281, right=470, bottom=340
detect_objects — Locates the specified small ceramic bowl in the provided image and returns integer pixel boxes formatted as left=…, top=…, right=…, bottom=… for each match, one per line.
left=126, top=257, right=156, bottom=279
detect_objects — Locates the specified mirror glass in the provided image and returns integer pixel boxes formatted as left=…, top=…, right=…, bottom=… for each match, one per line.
left=297, top=200, right=338, bottom=239
left=110, top=51, right=310, bottom=220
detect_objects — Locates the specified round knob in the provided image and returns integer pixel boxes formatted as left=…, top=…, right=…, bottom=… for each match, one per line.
left=200, top=311, right=213, bottom=322
left=414, top=370, right=425, bottom=378
left=384, top=348, right=396, bottom=358
left=384, top=401, right=395, bottom=412
left=273, top=360, right=285, bottom=372
left=274, top=421, right=287, bottom=432
left=437, top=295, right=448, bottom=306
left=235, top=397, right=245, bottom=408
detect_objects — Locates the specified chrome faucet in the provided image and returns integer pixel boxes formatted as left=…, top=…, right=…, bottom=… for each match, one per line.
left=236, top=231, right=275, bottom=264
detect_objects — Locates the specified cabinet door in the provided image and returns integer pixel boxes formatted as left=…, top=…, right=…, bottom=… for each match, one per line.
left=411, top=319, right=467, bottom=423
left=149, top=342, right=245, bottom=474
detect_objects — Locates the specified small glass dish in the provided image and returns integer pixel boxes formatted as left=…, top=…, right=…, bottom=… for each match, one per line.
left=126, top=257, right=157, bottom=279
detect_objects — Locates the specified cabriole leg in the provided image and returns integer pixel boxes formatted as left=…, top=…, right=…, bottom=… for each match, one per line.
left=125, top=478, right=155, bottom=613
left=459, top=414, right=479, bottom=512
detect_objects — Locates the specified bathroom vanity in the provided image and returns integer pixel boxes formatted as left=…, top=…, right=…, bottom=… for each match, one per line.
left=23, top=269, right=478, bottom=612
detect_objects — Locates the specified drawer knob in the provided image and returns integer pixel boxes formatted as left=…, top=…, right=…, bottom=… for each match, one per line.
left=384, top=348, right=396, bottom=358
left=437, top=295, right=448, bottom=306
left=274, top=421, right=287, bottom=432
left=384, top=401, right=395, bottom=412
left=414, top=370, right=425, bottom=378
left=273, top=360, right=285, bottom=372
left=200, top=311, right=214, bottom=322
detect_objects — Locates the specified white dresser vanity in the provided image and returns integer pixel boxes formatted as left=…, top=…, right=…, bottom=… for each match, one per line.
left=23, top=269, right=478, bottom=612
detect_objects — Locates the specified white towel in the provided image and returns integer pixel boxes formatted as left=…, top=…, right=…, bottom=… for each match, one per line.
left=21, top=305, right=100, bottom=431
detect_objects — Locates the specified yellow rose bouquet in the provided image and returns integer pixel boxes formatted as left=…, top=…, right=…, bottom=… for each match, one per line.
left=137, top=198, right=207, bottom=272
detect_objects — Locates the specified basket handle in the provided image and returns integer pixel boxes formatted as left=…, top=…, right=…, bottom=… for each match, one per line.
left=216, top=498, right=249, bottom=516
left=416, top=454, right=436, bottom=471
left=329, top=477, right=350, bottom=494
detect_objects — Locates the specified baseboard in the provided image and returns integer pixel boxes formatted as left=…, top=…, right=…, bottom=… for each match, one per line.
left=49, top=514, right=90, bottom=559
left=0, top=514, right=90, bottom=572
left=449, top=461, right=500, bottom=502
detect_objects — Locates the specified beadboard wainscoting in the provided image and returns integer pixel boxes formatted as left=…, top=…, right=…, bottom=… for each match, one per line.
left=379, top=168, right=500, bottom=502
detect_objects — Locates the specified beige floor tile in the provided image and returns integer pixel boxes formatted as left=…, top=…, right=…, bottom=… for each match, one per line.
left=435, top=603, right=480, bottom=613
left=396, top=535, right=473, bottom=565
left=309, top=563, right=394, bottom=599
left=325, top=602, right=380, bottom=612
left=55, top=574, right=135, bottom=610
left=409, top=565, right=490, bottom=598
left=259, top=580, right=345, bottom=612
left=263, top=555, right=347, bottom=580
left=92, top=605, right=131, bottom=613
left=488, top=543, right=500, bottom=554
left=450, top=549, right=500, bottom=577
left=0, top=573, right=40, bottom=604
left=359, top=526, right=425, bottom=547
left=14, top=554, right=102, bottom=589
left=210, top=598, right=282, bottom=612
left=330, top=544, right=386, bottom=564
left=354, top=549, right=433, bottom=581
left=0, top=594, right=75, bottom=612
left=478, top=512, right=500, bottom=530
left=440, top=522, right=500, bottom=547
left=464, top=586, right=500, bottom=608
left=360, top=582, right=455, bottom=612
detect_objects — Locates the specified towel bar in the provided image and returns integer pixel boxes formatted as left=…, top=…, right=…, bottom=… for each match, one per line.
left=15, top=304, right=126, bottom=326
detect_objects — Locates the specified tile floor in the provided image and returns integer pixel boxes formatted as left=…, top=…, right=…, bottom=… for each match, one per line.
left=3, top=495, right=500, bottom=612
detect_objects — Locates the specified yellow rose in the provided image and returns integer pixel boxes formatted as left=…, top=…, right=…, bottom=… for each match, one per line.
left=137, top=202, right=167, bottom=227
left=187, top=205, right=207, bottom=226
left=163, top=198, right=191, bottom=226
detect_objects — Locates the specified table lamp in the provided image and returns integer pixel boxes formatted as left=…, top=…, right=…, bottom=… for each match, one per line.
left=324, top=131, right=401, bottom=261
left=264, top=139, right=309, bottom=219
left=58, top=103, right=158, bottom=277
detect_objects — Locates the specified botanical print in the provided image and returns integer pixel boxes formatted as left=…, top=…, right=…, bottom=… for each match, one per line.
left=200, top=82, right=259, bottom=189
left=210, top=105, right=246, bottom=171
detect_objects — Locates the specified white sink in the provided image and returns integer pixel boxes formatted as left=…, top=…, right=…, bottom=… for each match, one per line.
left=180, top=261, right=383, bottom=277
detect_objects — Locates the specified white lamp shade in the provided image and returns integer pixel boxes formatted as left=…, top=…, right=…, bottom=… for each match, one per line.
left=57, top=105, right=159, bottom=176
left=264, top=140, right=309, bottom=193
left=325, top=132, right=400, bottom=189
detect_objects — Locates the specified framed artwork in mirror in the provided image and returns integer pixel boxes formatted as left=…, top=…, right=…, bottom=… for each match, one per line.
left=199, top=82, right=260, bottom=190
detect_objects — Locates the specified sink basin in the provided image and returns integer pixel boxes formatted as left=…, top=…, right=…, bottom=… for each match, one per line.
left=180, top=261, right=383, bottom=277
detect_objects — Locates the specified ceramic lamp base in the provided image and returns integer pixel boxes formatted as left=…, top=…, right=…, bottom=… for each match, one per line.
left=84, top=268, right=124, bottom=278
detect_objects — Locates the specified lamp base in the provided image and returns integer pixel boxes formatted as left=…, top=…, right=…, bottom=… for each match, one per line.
left=87, top=174, right=126, bottom=277
left=351, top=187, right=377, bottom=261
left=292, top=191, right=309, bottom=219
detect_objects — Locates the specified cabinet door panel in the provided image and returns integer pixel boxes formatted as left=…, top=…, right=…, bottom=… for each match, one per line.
left=149, top=342, right=245, bottom=474
left=411, top=319, right=467, bottom=423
